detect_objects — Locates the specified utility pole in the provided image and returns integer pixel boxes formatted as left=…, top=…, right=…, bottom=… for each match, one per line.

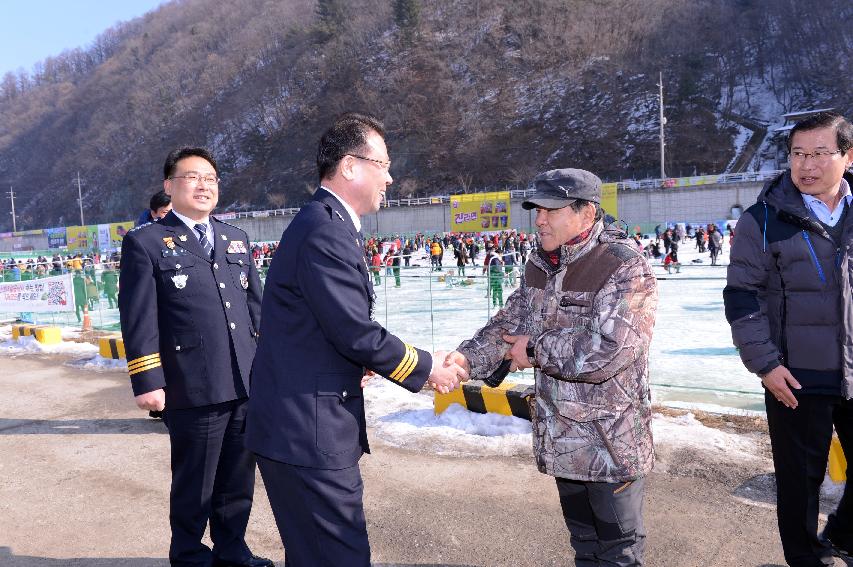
left=658, top=71, right=667, bottom=179
left=6, top=185, right=16, bottom=232
left=76, top=171, right=84, bottom=226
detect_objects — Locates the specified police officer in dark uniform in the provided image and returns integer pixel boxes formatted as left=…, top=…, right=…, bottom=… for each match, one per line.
left=118, top=147, right=273, bottom=567
left=246, top=113, right=467, bottom=566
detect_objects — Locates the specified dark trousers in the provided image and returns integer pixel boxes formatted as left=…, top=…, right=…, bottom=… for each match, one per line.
left=256, top=455, right=369, bottom=567
left=556, top=477, right=646, bottom=566
left=163, top=399, right=255, bottom=567
left=765, top=391, right=853, bottom=566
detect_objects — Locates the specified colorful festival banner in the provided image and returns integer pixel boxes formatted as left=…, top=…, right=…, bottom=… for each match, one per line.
left=108, top=221, right=132, bottom=250
left=97, top=224, right=112, bottom=252
left=46, top=228, right=67, bottom=249
left=0, top=274, right=74, bottom=313
left=65, top=225, right=99, bottom=252
left=449, top=191, right=511, bottom=232
left=600, top=183, right=619, bottom=219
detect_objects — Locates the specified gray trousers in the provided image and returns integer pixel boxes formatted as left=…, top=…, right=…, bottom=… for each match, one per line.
left=556, top=477, right=646, bottom=566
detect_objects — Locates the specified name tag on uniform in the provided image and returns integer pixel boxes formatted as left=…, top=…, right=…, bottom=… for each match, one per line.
left=227, top=240, right=247, bottom=254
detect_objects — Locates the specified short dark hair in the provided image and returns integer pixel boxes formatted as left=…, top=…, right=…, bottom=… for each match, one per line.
left=149, top=190, right=171, bottom=211
left=787, top=111, right=853, bottom=153
left=568, top=199, right=603, bottom=222
left=317, top=112, right=386, bottom=181
left=163, top=146, right=218, bottom=180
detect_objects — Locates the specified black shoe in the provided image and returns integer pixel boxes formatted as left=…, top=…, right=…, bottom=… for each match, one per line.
left=822, top=514, right=853, bottom=558
left=148, top=410, right=162, bottom=419
left=212, top=554, right=275, bottom=567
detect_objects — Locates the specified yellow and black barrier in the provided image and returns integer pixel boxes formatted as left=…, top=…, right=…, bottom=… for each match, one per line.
left=829, top=435, right=847, bottom=483
left=98, top=335, right=126, bottom=360
left=11, top=324, right=62, bottom=344
left=434, top=381, right=534, bottom=420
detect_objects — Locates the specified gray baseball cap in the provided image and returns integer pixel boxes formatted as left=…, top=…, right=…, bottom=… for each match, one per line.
left=521, top=168, right=602, bottom=210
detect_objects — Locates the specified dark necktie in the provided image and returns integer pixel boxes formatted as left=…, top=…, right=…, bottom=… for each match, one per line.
left=194, top=223, right=213, bottom=258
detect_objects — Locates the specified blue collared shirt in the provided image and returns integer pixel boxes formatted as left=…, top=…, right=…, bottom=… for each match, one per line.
left=172, top=209, right=214, bottom=245
left=801, top=179, right=852, bottom=227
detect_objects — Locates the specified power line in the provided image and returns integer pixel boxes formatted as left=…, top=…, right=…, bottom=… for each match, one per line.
left=6, top=186, right=16, bottom=232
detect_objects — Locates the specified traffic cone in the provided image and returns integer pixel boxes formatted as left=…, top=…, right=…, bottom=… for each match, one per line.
left=82, top=304, right=92, bottom=331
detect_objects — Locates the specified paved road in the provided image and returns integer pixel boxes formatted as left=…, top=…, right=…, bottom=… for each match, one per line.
left=0, top=354, right=816, bottom=566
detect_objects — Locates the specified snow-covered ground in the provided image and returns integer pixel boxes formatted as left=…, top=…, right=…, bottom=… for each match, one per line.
left=0, top=237, right=783, bottom=466
left=0, top=237, right=760, bottom=413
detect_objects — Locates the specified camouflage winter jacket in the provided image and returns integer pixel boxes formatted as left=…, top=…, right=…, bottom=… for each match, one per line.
left=457, top=221, right=658, bottom=482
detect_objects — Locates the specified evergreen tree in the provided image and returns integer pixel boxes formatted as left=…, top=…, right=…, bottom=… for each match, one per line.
left=315, top=0, right=346, bottom=42
left=393, top=0, right=420, bottom=42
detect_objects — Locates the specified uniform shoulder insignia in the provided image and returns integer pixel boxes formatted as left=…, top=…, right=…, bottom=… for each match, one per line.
left=128, top=222, right=157, bottom=233
left=214, top=218, right=243, bottom=231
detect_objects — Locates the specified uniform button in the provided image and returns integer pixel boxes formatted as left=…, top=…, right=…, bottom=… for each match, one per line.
left=225, top=301, right=231, bottom=308
left=213, top=262, right=219, bottom=269
left=229, top=322, right=236, bottom=330
left=238, top=259, right=244, bottom=265
left=175, top=264, right=181, bottom=269
left=219, top=282, right=225, bottom=288
left=342, top=390, right=348, bottom=399
left=175, top=345, right=181, bottom=351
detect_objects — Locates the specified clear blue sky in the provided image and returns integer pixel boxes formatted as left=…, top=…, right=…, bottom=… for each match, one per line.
left=0, top=0, right=167, bottom=77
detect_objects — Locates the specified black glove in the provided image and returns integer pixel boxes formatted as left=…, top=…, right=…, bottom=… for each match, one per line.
left=483, top=358, right=512, bottom=388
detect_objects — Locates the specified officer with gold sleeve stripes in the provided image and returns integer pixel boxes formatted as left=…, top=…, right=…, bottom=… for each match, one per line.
left=118, top=147, right=272, bottom=567
left=246, top=113, right=468, bottom=567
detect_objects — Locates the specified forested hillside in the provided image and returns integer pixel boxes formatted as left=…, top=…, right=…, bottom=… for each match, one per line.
left=0, top=0, right=850, bottom=230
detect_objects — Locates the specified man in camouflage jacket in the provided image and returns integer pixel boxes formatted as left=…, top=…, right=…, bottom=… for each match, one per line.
left=449, top=169, right=657, bottom=566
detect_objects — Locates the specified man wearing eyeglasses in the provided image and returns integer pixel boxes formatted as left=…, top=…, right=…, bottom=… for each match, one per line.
left=725, top=111, right=853, bottom=566
left=246, top=112, right=467, bottom=566
left=118, top=147, right=272, bottom=567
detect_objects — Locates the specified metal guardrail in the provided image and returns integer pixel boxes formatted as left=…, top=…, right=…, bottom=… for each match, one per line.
left=214, top=171, right=785, bottom=221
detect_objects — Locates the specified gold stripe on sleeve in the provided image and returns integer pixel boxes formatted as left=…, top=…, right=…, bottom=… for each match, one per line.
left=128, top=353, right=160, bottom=369
left=389, top=344, right=414, bottom=382
left=128, top=360, right=162, bottom=376
left=390, top=345, right=418, bottom=382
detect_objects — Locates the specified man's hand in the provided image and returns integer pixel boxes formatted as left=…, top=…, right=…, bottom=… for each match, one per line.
left=503, top=334, right=532, bottom=372
left=428, top=350, right=469, bottom=394
left=361, top=369, right=375, bottom=389
left=443, top=351, right=471, bottom=377
left=135, top=388, right=165, bottom=411
left=761, top=365, right=801, bottom=409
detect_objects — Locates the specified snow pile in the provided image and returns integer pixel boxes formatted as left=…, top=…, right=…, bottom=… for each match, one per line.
left=365, top=377, right=533, bottom=457
left=66, top=355, right=127, bottom=371
left=364, top=377, right=768, bottom=466
left=652, top=411, right=764, bottom=463
left=0, top=334, right=98, bottom=356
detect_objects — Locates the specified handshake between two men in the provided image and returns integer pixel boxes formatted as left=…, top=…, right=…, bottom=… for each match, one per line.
left=425, top=333, right=534, bottom=394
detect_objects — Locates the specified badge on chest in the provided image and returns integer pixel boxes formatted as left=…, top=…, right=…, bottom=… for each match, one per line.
left=227, top=240, right=247, bottom=254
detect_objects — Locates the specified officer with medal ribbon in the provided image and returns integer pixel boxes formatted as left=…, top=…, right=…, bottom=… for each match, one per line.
left=118, top=147, right=271, bottom=567
left=246, top=112, right=468, bottom=566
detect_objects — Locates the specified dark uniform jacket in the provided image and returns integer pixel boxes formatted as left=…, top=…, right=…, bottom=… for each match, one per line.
left=247, top=188, right=431, bottom=470
left=118, top=211, right=262, bottom=409
left=724, top=170, right=853, bottom=398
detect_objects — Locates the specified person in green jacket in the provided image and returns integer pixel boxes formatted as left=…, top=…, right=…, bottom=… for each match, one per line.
left=102, top=266, right=119, bottom=309
left=72, top=270, right=87, bottom=322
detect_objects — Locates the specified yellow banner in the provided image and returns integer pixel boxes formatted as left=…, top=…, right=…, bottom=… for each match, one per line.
left=109, top=221, right=133, bottom=249
left=601, top=183, right=618, bottom=219
left=449, top=191, right=511, bottom=232
left=65, top=225, right=99, bottom=251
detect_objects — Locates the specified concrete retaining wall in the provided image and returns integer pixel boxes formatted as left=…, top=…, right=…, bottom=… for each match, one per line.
left=1, top=180, right=766, bottom=252
left=228, top=180, right=764, bottom=238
